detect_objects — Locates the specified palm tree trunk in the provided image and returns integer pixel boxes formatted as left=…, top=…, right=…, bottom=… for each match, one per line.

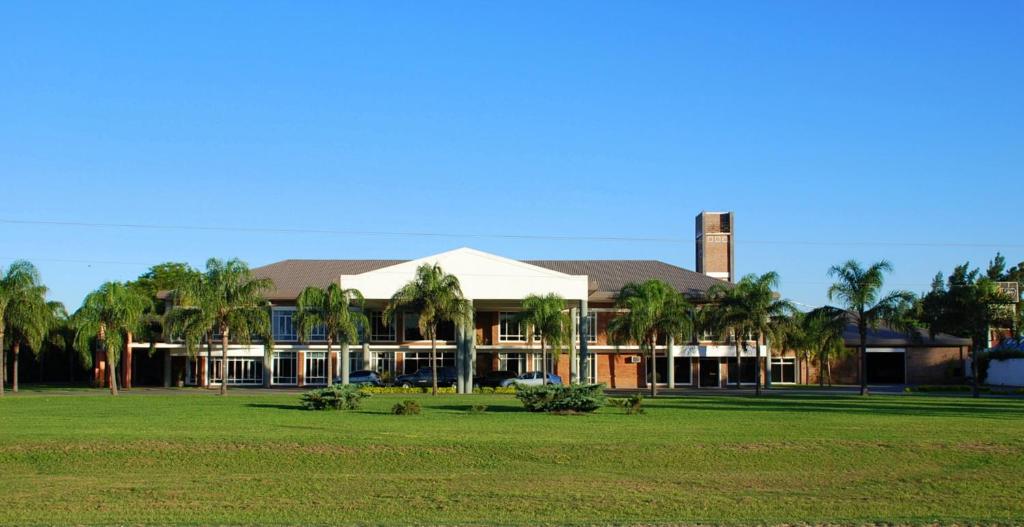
left=430, top=336, right=438, bottom=396
left=734, top=340, right=742, bottom=389
left=124, top=332, right=133, bottom=390
left=650, top=336, right=658, bottom=398
left=106, top=345, right=119, bottom=396
left=220, top=327, right=229, bottom=396
left=540, top=335, right=547, bottom=385
left=326, top=338, right=334, bottom=387
left=12, top=341, right=20, bottom=393
left=754, top=333, right=762, bottom=396
left=859, top=326, right=869, bottom=396
left=819, top=352, right=825, bottom=387
left=826, top=356, right=832, bottom=386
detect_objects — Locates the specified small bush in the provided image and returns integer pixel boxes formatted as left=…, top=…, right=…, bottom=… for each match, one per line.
left=300, top=384, right=370, bottom=411
left=609, top=393, right=645, bottom=415
left=392, top=400, right=421, bottom=415
left=470, top=404, right=488, bottom=414
left=515, top=383, right=606, bottom=413
left=357, top=385, right=516, bottom=395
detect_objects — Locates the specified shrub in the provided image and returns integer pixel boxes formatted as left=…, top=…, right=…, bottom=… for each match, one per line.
left=609, top=393, right=645, bottom=415
left=514, top=383, right=606, bottom=413
left=470, top=404, right=488, bottom=414
left=392, top=399, right=421, bottom=415
left=300, top=384, right=370, bottom=411
left=356, top=385, right=517, bottom=395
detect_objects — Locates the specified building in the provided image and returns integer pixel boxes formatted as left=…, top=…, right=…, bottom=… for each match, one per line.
left=105, top=212, right=971, bottom=390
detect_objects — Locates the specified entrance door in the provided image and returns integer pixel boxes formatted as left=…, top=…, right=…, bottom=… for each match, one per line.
left=866, top=351, right=905, bottom=384
left=699, top=359, right=720, bottom=387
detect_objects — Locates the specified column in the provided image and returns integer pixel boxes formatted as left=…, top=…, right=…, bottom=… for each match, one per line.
left=579, top=299, right=589, bottom=384
left=455, top=322, right=466, bottom=394
left=163, top=350, right=172, bottom=387
left=362, top=342, right=371, bottom=370
left=466, top=300, right=475, bottom=392
left=297, top=351, right=305, bottom=386
left=667, top=335, right=675, bottom=389
left=123, top=334, right=133, bottom=389
left=263, top=347, right=272, bottom=388
left=569, top=307, right=578, bottom=384
left=340, top=343, right=350, bottom=385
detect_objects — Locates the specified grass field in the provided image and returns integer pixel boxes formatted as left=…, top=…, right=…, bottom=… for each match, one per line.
left=1, top=390, right=1023, bottom=526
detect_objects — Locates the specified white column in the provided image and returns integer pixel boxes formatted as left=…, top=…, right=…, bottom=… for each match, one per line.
left=579, top=299, right=589, bottom=383
left=569, top=307, right=578, bottom=384
left=341, top=342, right=351, bottom=385
left=667, top=335, right=676, bottom=389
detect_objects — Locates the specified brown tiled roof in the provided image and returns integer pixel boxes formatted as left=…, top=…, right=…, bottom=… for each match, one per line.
left=252, top=258, right=728, bottom=301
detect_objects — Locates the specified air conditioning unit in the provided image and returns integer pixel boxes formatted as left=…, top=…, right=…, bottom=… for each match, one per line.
left=626, top=356, right=642, bottom=364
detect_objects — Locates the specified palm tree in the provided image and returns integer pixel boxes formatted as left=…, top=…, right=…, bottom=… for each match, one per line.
left=800, top=306, right=847, bottom=386
left=164, top=270, right=218, bottom=386
left=705, top=284, right=750, bottom=390
left=725, top=273, right=795, bottom=395
left=516, top=293, right=569, bottom=384
left=766, top=310, right=804, bottom=386
left=294, top=283, right=367, bottom=386
left=383, top=263, right=472, bottom=396
left=607, top=280, right=693, bottom=397
left=172, top=259, right=272, bottom=395
left=72, top=282, right=150, bottom=396
left=4, top=282, right=60, bottom=393
left=827, top=260, right=915, bottom=396
left=1, top=261, right=46, bottom=397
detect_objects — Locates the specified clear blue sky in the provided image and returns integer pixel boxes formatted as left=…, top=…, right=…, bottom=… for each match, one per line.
left=2, top=1, right=1021, bottom=310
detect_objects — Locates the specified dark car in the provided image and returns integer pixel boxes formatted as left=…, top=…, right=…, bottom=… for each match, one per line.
left=474, top=370, right=518, bottom=388
left=394, top=367, right=458, bottom=388
left=335, top=370, right=383, bottom=387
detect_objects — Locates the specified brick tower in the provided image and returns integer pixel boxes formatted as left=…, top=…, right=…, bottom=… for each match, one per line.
left=695, top=211, right=735, bottom=283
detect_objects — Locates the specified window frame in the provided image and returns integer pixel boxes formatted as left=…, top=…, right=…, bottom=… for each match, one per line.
left=498, top=312, right=525, bottom=342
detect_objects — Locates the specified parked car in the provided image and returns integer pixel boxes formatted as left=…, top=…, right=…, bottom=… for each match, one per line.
left=499, top=371, right=562, bottom=387
left=394, top=367, right=459, bottom=388
left=474, top=370, right=518, bottom=388
left=334, top=370, right=383, bottom=387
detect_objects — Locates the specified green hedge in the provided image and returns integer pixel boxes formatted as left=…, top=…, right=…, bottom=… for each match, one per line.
left=514, top=384, right=606, bottom=413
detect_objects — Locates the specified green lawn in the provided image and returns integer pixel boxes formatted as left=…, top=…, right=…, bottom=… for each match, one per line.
left=1, top=390, right=1023, bottom=526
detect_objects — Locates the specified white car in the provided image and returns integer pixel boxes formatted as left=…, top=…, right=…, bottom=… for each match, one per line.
left=499, top=371, right=562, bottom=387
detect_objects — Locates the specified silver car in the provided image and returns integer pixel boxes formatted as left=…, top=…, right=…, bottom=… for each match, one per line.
left=499, top=371, right=563, bottom=387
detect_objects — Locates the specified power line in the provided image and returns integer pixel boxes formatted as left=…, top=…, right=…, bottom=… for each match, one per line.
left=1, top=218, right=1021, bottom=249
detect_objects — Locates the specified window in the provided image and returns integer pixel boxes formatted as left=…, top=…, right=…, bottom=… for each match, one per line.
left=304, top=352, right=327, bottom=385
left=576, top=354, right=597, bottom=383
left=577, top=311, right=598, bottom=343
left=402, top=352, right=454, bottom=373
left=403, top=313, right=424, bottom=341
left=210, top=357, right=263, bottom=385
left=309, top=323, right=327, bottom=342
left=369, top=311, right=396, bottom=342
left=771, top=358, right=796, bottom=384
left=531, top=353, right=553, bottom=372
left=499, top=312, right=524, bottom=342
left=272, top=308, right=297, bottom=341
left=650, top=356, right=692, bottom=385
left=272, top=352, right=298, bottom=385
left=372, top=352, right=396, bottom=374
left=498, top=353, right=526, bottom=374
left=726, top=357, right=757, bottom=384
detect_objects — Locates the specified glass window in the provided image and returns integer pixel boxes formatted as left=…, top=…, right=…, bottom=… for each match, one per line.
left=403, top=313, right=424, bottom=341
left=369, top=311, right=396, bottom=342
left=402, top=352, right=454, bottom=373
left=531, top=353, right=553, bottom=372
left=372, top=352, right=396, bottom=374
left=499, top=312, right=524, bottom=342
left=726, top=357, right=757, bottom=384
left=771, top=358, right=796, bottom=384
left=309, top=323, right=327, bottom=342
left=577, top=312, right=597, bottom=343
left=576, top=354, right=597, bottom=384
left=272, top=308, right=297, bottom=341
left=272, top=352, right=297, bottom=385
left=210, top=357, right=263, bottom=385
left=304, top=352, right=327, bottom=385
left=498, top=352, right=526, bottom=374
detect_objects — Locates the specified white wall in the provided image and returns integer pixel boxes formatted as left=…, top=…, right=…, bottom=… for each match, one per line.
left=987, top=358, right=1024, bottom=387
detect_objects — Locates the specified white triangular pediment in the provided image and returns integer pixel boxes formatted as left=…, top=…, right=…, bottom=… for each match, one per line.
left=339, top=247, right=589, bottom=300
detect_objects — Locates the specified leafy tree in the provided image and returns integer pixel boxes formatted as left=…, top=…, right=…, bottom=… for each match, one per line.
left=516, top=293, right=569, bottom=384
left=607, top=280, right=693, bottom=397
left=72, top=282, right=150, bottom=396
left=294, top=283, right=367, bottom=386
left=167, top=259, right=272, bottom=395
left=383, top=263, right=472, bottom=396
left=827, top=260, right=915, bottom=396
left=919, top=262, right=1013, bottom=397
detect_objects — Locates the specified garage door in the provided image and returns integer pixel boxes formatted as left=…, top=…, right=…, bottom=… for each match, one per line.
left=865, top=349, right=905, bottom=384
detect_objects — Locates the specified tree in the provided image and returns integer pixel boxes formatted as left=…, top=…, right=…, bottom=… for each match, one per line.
left=607, top=280, right=693, bottom=398
left=705, top=284, right=751, bottom=390
left=168, top=259, right=272, bottom=395
left=827, top=260, right=915, bottom=396
left=2, top=271, right=61, bottom=393
left=800, top=306, right=847, bottom=386
left=72, top=282, right=150, bottom=396
left=919, top=262, right=1012, bottom=397
left=1, top=261, right=49, bottom=396
left=294, top=283, right=367, bottom=386
left=383, top=263, right=472, bottom=396
left=516, top=293, right=569, bottom=384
